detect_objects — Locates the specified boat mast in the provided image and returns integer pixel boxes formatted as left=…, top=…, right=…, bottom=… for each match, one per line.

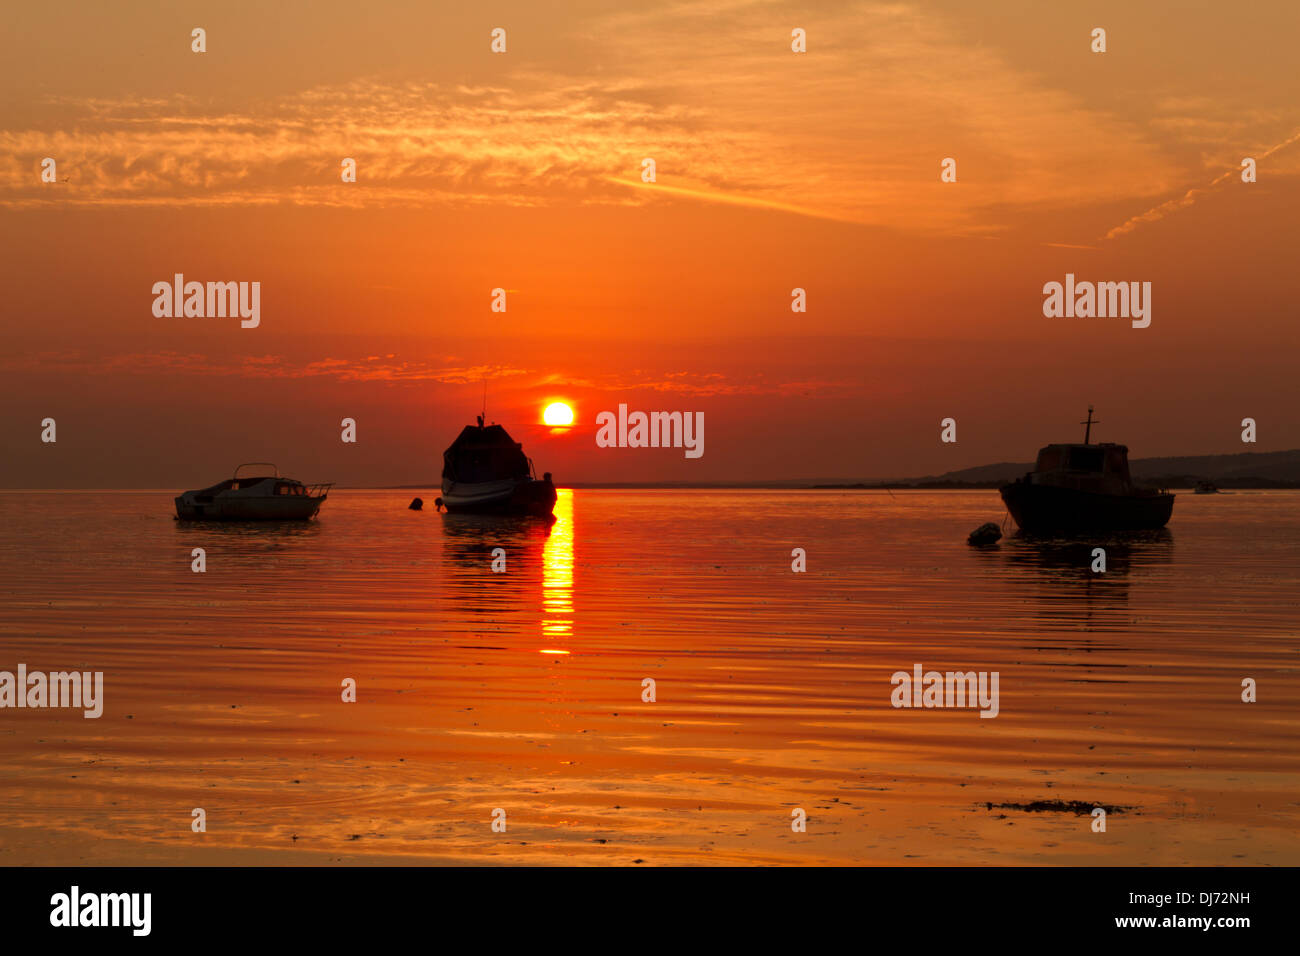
left=1080, top=405, right=1098, bottom=444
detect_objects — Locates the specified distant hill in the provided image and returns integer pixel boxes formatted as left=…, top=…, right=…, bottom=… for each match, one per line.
left=1130, top=449, right=1300, bottom=483
left=885, top=448, right=1300, bottom=489
left=392, top=449, right=1300, bottom=491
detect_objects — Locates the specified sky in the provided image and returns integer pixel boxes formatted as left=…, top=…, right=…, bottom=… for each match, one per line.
left=2, top=0, right=1298, bottom=487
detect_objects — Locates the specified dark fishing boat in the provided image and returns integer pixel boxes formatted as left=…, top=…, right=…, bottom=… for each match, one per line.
left=440, top=416, right=557, bottom=517
left=999, top=408, right=1174, bottom=534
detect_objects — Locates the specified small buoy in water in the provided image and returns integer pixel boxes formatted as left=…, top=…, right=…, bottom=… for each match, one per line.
left=434, top=497, right=445, bottom=513
left=409, top=497, right=423, bottom=511
left=967, top=522, right=1002, bottom=546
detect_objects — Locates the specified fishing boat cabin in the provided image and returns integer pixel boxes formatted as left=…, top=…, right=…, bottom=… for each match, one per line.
left=442, top=421, right=532, bottom=485
left=1026, top=441, right=1138, bottom=496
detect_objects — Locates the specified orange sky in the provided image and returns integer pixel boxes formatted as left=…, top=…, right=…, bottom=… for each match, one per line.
left=2, top=1, right=1298, bottom=487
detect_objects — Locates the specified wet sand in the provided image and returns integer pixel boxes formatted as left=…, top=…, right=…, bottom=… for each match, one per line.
left=1, top=489, right=1297, bottom=865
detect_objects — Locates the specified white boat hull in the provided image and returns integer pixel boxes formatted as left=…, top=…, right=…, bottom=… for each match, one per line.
left=175, top=494, right=324, bottom=520
left=440, top=477, right=556, bottom=516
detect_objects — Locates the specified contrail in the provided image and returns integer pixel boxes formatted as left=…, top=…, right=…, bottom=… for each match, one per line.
left=1104, top=126, right=1300, bottom=240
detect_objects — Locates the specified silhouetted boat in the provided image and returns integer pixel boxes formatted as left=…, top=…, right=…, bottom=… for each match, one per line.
left=999, top=408, right=1174, bottom=534
left=440, top=417, right=556, bottom=517
left=175, top=463, right=332, bottom=520
left=1193, top=480, right=1220, bottom=495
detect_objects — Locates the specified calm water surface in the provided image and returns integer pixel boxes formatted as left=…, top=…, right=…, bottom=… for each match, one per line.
left=0, top=489, right=1297, bottom=864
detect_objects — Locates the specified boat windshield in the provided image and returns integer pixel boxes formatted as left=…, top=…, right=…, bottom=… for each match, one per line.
left=1036, top=448, right=1063, bottom=471
left=445, top=446, right=529, bottom=482
left=1066, top=447, right=1105, bottom=472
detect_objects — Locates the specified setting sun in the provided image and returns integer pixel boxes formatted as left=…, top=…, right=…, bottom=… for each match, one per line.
left=543, top=402, right=575, bottom=426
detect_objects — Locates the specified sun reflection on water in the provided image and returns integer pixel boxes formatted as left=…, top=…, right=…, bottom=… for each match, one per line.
left=540, top=488, right=574, bottom=648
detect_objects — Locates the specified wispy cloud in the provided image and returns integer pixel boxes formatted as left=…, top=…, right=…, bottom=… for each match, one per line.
left=1105, top=126, right=1300, bottom=240
left=0, top=349, right=855, bottom=396
left=1, top=1, right=1196, bottom=235
left=1, top=350, right=532, bottom=384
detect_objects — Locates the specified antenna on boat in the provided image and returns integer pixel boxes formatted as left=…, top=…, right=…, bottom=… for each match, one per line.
left=1081, top=405, right=1098, bottom=444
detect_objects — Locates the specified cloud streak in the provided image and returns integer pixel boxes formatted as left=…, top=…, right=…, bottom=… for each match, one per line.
left=0, top=349, right=857, bottom=397
left=1105, top=126, right=1300, bottom=240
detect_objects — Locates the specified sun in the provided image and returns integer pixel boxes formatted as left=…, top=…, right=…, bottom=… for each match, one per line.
left=543, top=401, right=574, bottom=426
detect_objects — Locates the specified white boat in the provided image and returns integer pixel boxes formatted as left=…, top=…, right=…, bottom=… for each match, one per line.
left=175, top=463, right=332, bottom=521
left=440, top=418, right=556, bottom=517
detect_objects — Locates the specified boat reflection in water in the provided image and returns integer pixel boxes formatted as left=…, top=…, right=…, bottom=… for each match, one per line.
left=436, top=488, right=573, bottom=650
left=1000, top=529, right=1174, bottom=577
left=998, top=529, right=1174, bottom=627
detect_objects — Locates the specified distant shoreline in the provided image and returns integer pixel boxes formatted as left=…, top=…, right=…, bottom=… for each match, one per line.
left=4, top=481, right=1299, bottom=493
left=378, top=479, right=1299, bottom=490
left=8, top=448, right=1300, bottom=493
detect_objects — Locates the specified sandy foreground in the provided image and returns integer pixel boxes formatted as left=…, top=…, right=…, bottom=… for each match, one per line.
left=1, top=642, right=1295, bottom=866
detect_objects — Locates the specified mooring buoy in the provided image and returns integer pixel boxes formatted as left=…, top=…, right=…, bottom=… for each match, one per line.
left=967, top=522, right=1002, bottom=546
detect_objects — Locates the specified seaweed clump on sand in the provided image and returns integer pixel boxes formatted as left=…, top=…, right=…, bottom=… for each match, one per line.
left=984, top=800, right=1128, bottom=815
